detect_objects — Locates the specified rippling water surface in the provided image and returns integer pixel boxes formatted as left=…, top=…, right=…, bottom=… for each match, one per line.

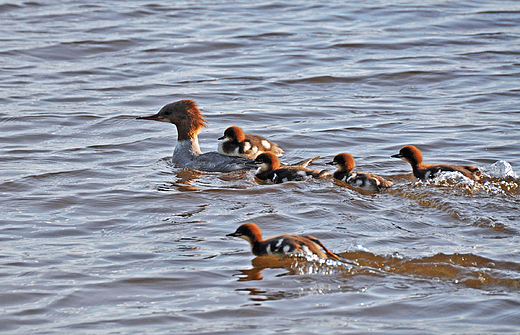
left=1, top=1, right=519, bottom=333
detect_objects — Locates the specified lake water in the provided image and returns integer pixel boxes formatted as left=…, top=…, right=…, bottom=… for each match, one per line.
left=1, top=1, right=519, bottom=333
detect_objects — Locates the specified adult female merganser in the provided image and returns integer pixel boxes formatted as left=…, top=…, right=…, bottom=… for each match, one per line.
left=391, top=145, right=481, bottom=180
left=227, top=223, right=341, bottom=261
left=327, top=153, right=393, bottom=191
left=254, top=152, right=328, bottom=183
left=217, top=126, right=284, bottom=159
left=136, top=100, right=255, bottom=172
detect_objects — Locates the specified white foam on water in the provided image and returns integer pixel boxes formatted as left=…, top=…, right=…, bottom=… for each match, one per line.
left=483, top=160, right=518, bottom=179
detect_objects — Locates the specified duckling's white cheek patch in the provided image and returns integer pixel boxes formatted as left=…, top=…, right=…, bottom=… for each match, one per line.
left=297, top=171, right=307, bottom=177
left=257, top=163, right=268, bottom=171
left=261, top=140, right=271, bottom=149
left=283, top=245, right=291, bottom=254
left=301, top=245, right=311, bottom=254
left=243, top=142, right=251, bottom=151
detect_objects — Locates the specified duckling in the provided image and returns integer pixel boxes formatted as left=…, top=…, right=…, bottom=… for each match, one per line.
left=227, top=223, right=340, bottom=261
left=391, top=145, right=481, bottom=180
left=218, top=126, right=284, bottom=159
left=254, top=152, right=329, bottom=183
left=327, top=153, right=393, bottom=191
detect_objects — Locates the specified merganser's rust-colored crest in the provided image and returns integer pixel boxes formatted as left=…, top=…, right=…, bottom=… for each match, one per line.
left=157, top=100, right=207, bottom=141
left=136, top=99, right=255, bottom=172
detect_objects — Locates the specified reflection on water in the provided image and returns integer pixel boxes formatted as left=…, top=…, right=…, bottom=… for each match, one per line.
left=233, top=251, right=520, bottom=291
left=157, top=167, right=254, bottom=192
left=157, top=169, right=203, bottom=192
left=236, top=257, right=294, bottom=281
left=332, top=178, right=388, bottom=196
left=340, top=251, right=520, bottom=290
left=235, top=255, right=353, bottom=281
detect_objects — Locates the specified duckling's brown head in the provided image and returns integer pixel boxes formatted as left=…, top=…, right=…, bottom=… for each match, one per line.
left=227, top=223, right=263, bottom=243
left=328, top=153, right=356, bottom=172
left=392, top=145, right=423, bottom=166
left=254, top=152, right=281, bottom=170
left=219, top=126, right=246, bottom=142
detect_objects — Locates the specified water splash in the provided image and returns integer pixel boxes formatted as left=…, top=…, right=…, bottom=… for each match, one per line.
left=287, top=252, right=353, bottom=275
left=425, top=171, right=475, bottom=185
left=483, top=160, right=518, bottom=179
left=480, top=160, right=519, bottom=195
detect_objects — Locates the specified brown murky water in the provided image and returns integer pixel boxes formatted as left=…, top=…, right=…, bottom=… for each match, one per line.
left=1, top=1, right=519, bottom=333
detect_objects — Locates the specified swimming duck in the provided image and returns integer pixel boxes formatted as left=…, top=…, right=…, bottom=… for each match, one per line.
left=327, top=153, right=393, bottom=191
left=218, top=126, right=284, bottom=159
left=391, top=145, right=481, bottom=180
left=227, top=223, right=341, bottom=261
left=136, top=100, right=255, bottom=172
left=254, top=152, right=328, bottom=183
